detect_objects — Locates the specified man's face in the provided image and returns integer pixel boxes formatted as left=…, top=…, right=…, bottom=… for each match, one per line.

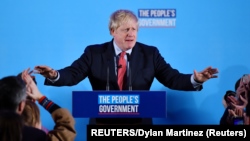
left=111, top=19, right=138, bottom=51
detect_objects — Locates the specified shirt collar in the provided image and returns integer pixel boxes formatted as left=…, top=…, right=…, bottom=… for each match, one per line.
left=113, top=40, right=132, bottom=56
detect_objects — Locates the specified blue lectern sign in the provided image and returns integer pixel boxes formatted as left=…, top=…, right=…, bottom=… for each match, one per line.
left=72, top=91, right=166, bottom=118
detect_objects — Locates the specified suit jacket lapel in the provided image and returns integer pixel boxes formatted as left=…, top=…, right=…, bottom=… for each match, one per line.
left=129, top=43, right=143, bottom=86
left=102, top=41, right=120, bottom=90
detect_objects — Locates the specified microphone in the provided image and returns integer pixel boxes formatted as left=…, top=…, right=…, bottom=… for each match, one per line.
left=127, top=53, right=132, bottom=91
left=106, top=55, right=112, bottom=91
left=106, top=65, right=109, bottom=91
left=117, top=64, right=122, bottom=69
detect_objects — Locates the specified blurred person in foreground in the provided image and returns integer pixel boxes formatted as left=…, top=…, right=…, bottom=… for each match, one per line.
left=220, top=74, right=250, bottom=125
left=21, top=68, right=76, bottom=140
left=21, top=100, right=49, bottom=134
left=0, top=110, right=24, bottom=141
left=17, top=72, right=49, bottom=133
left=0, top=74, right=46, bottom=141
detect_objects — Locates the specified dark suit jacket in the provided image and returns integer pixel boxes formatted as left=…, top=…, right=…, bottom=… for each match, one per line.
left=45, top=40, right=201, bottom=124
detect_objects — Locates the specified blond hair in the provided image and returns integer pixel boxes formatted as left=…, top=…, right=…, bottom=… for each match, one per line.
left=21, top=100, right=41, bottom=128
left=108, top=9, right=138, bottom=34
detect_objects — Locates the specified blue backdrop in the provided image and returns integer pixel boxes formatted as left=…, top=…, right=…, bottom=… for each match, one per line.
left=1, top=0, right=250, bottom=141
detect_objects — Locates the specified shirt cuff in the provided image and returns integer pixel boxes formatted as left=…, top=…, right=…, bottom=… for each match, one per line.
left=47, top=70, right=60, bottom=83
left=191, top=74, right=202, bottom=89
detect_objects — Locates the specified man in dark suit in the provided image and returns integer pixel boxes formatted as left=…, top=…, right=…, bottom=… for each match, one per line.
left=0, top=76, right=47, bottom=141
left=34, top=9, right=219, bottom=125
